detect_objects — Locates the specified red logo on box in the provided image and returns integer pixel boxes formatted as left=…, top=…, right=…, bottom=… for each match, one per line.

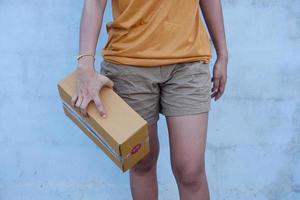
left=131, top=143, right=142, bottom=155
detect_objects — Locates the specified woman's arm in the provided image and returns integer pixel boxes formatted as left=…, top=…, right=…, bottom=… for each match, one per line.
left=199, top=0, right=228, bottom=101
left=78, top=0, right=107, bottom=71
left=72, top=0, right=114, bottom=118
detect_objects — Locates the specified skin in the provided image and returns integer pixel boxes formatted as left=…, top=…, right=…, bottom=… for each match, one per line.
left=71, top=0, right=113, bottom=117
left=72, top=0, right=228, bottom=199
left=199, top=0, right=228, bottom=101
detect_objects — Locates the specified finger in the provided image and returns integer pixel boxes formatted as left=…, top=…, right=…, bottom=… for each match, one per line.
left=75, top=96, right=83, bottom=111
left=212, top=77, right=220, bottom=93
left=211, top=91, right=216, bottom=98
left=71, top=91, right=78, bottom=107
left=215, top=90, right=223, bottom=100
left=219, top=78, right=226, bottom=94
left=211, top=77, right=219, bottom=99
left=215, top=78, right=226, bottom=100
left=93, top=95, right=107, bottom=118
left=211, top=91, right=218, bottom=99
left=80, top=98, right=91, bottom=117
left=103, top=77, right=114, bottom=88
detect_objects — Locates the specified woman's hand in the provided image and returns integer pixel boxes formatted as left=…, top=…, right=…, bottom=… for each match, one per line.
left=211, top=56, right=228, bottom=101
left=71, top=61, right=114, bottom=118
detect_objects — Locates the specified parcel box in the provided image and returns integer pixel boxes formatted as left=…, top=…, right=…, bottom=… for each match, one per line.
left=57, top=70, right=149, bottom=172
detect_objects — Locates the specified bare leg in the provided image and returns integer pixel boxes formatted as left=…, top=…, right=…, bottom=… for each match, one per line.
left=166, top=112, right=210, bottom=200
left=129, top=122, right=160, bottom=200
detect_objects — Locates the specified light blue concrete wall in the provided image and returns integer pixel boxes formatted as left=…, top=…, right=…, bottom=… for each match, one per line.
left=0, top=0, right=299, bottom=199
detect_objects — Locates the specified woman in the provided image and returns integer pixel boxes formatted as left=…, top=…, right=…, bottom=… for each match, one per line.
left=71, top=0, right=228, bottom=199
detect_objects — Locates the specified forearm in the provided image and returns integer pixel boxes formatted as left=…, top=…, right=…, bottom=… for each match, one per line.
left=78, top=0, right=107, bottom=69
left=199, top=0, right=228, bottom=59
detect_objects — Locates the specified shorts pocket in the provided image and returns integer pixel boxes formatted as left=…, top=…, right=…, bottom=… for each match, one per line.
left=100, top=59, right=142, bottom=76
left=99, top=60, right=147, bottom=95
left=190, top=62, right=211, bottom=89
left=191, top=61, right=210, bottom=74
left=100, top=60, right=122, bottom=77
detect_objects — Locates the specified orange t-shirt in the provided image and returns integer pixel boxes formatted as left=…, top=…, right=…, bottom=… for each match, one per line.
left=101, top=0, right=212, bottom=67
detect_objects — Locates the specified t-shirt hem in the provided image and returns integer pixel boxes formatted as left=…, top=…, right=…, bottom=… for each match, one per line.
left=102, top=55, right=212, bottom=67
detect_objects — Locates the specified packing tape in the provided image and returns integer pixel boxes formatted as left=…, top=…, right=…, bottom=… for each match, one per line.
left=60, top=98, right=149, bottom=163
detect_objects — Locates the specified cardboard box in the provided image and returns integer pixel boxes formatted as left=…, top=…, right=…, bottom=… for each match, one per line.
left=57, top=70, right=149, bottom=172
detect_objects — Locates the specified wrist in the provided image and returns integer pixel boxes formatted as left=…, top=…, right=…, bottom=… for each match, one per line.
left=217, top=50, right=228, bottom=61
left=77, top=59, right=95, bottom=72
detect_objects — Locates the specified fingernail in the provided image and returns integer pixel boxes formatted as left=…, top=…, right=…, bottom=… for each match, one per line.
left=102, top=114, right=107, bottom=118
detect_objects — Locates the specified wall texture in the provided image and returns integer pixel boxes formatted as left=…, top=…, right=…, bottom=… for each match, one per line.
left=0, top=0, right=299, bottom=199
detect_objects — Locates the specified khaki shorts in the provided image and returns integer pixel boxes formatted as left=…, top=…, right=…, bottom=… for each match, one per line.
left=99, top=60, right=212, bottom=125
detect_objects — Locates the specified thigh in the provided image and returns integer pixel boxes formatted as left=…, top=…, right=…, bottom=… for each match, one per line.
left=160, top=60, right=212, bottom=117
left=166, top=113, right=209, bottom=172
left=99, top=60, right=160, bottom=125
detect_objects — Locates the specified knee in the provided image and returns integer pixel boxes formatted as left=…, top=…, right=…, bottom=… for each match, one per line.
left=131, top=148, right=159, bottom=174
left=172, top=163, right=206, bottom=187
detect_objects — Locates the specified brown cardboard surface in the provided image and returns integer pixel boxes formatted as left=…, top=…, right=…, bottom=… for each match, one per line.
left=57, top=70, right=149, bottom=172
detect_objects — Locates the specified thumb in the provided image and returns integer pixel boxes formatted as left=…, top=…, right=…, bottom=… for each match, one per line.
left=104, top=78, right=114, bottom=88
